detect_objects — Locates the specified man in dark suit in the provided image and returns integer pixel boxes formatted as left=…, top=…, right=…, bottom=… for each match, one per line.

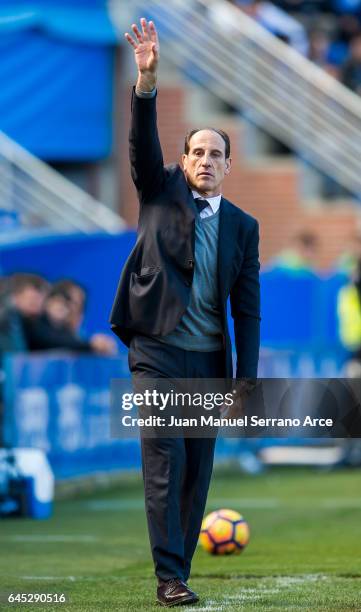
left=110, top=18, right=260, bottom=607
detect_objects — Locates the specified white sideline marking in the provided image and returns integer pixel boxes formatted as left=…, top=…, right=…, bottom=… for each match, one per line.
left=185, top=608, right=223, bottom=611
left=85, top=498, right=278, bottom=511
left=186, top=608, right=223, bottom=611
left=274, top=575, right=329, bottom=589
left=16, top=575, right=333, bottom=609
left=209, top=498, right=279, bottom=509
left=6, top=535, right=98, bottom=543
left=185, top=602, right=224, bottom=612
left=322, top=499, right=361, bottom=509
left=230, top=594, right=263, bottom=601
left=185, top=576, right=331, bottom=609
left=226, top=588, right=280, bottom=597
left=22, top=576, right=76, bottom=582
left=86, top=499, right=144, bottom=511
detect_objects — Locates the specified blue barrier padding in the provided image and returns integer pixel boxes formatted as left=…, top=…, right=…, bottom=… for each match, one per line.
left=261, top=269, right=320, bottom=350
left=259, top=268, right=348, bottom=354
left=3, top=352, right=143, bottom=479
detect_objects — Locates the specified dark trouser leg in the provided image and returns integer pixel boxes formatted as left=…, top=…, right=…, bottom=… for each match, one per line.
left=141, top=436, right=187, bottom=581
left=129, top=335, right=225, bottom=583
left=181, top=437, right=216, bottom=582
left=181, top=348, right=225, bottom=581
left=129, top=336, right=188, bottom=581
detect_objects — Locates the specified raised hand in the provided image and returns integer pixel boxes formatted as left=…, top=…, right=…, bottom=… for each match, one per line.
left=125, top=18, right=159, bottom=91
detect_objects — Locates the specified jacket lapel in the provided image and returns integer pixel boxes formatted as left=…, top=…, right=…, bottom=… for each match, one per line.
left=217, top=197, right=240, bottom=300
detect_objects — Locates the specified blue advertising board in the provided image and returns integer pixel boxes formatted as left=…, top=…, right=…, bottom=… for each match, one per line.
left=3, top=351, right=141, bottom=479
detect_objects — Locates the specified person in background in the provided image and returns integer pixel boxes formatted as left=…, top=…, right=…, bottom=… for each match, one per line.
left=0, top=273, right=49, bottom=445
left=53, top=279, right=87, bottom=333
left=307, top=29, right=339, bottom=77
left=328, top=15, right=360, bottom=68
left=340, top=32, right=361, bottom=93
left=268, top=231, right=319, bottom=273
left=53, top=280, right=117, bottom=354
left=337, top=258, right=361, bottom=376
left=336, top=234, right=361, bottom=277
left=0, top=273, right=49, bottom=355
left=208, top=0, right=308, bottom=53
left=239, top=0, right=308, bottom=54
left=10, top=273, right=49, bottom=320
left=24, top=286, right=116, bottom=355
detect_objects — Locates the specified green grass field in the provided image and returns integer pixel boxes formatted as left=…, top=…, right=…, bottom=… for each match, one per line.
left=0, top=467, right=361, bottom=611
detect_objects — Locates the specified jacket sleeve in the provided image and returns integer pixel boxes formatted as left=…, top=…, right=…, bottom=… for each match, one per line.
left=230, top=220, right=261, bottom=379
left=129, top=87, right=166, bottom=204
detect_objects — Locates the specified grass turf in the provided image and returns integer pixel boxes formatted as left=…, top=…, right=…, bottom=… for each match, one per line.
left=0, top=467, right=360, bottom=611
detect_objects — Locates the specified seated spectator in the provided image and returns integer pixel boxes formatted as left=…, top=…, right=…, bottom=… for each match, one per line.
left=307, top=29, right=339, bottom=76
left=23, top=286, right=116, bottom=356
left=52, top=280, right=117, bottom=354
left=308, top=29, right=330, bottom=65
left=52, top=279, right=86, bottom=334
left=340, top=32, right=361, bottom=93
left=328, top=15, right=360, bottom=68
left=239, top=0, right=308, bottom=53
left=268, top=231, right=320, bottom=273
left=0, top=273, right=49, bottom=356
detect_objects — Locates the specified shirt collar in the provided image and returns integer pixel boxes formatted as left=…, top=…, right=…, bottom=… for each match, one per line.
left=192, top=191, right=222, bottom=214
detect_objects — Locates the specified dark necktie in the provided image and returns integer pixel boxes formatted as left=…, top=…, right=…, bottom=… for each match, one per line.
left=194, top=198, right=210, bottom=214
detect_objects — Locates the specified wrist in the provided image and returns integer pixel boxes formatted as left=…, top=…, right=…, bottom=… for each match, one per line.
left=136, top=71, right=157, bottom=93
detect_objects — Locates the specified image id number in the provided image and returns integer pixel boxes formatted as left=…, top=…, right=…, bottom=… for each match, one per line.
left=8, top=593, right=66, bottom=604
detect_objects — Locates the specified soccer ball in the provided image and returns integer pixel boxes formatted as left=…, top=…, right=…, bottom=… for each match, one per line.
left=199, top=508, right=250, bottom=555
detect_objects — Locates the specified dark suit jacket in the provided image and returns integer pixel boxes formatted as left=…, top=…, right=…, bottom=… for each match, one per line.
left=110, top=89, right=260, bottom=379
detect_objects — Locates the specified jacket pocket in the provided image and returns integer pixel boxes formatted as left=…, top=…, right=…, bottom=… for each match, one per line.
left=135, top=266, right=161, bottom=277
left=130, top=267, right=162, bottom=301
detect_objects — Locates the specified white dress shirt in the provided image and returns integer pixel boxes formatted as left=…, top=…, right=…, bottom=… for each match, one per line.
left=192, top=191, right=222, bottom=219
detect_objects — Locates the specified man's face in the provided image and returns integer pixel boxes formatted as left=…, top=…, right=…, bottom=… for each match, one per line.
left=182, top=130, right=231, bottom=197
left=45, top=296, right=70, bottom=326
left=351, top=37, right=361, bottom=61
left=13, top=286, right=46, bottom=317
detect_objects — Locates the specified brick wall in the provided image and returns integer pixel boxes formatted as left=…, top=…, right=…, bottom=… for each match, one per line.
left=117, top=86, right=359, bottom=271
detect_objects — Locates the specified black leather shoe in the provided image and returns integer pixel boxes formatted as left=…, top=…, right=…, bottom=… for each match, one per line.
left=157, top=578, right=199, bottom=607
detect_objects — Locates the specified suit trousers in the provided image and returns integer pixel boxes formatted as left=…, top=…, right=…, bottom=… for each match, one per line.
left=128, top=334, right=226, bottom=582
